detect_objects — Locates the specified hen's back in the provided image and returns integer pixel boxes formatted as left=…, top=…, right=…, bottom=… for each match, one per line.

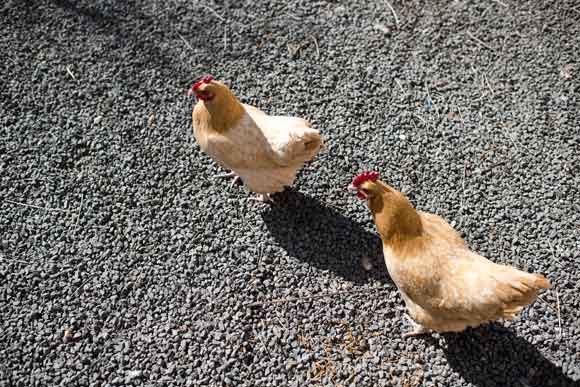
left=395, top=213, right=550, bottom=332
left=414, top=241, right=550, bottom=331
left=244, top=104, right=323, bottom=166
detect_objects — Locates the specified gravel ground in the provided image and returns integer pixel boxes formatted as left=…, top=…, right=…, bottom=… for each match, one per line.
left=1, top=0, right=579, bottom=386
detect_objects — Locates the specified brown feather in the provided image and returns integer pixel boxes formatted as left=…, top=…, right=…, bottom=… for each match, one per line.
left=363, top=179, right=551, bottom=333
left=192, top=81, right=245, bottom=134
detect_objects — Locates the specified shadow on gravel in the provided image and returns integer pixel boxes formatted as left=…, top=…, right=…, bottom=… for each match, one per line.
left=261, top=189, right=392, bottom=285
left=49, top=0, right=214, bottom=82
left=442, top=324, right=577, bottom=387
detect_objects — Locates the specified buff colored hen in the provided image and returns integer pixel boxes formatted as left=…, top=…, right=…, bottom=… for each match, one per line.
left=348, top=171, right=551, bottom=337
left=189, top=75, right=323, bottom=203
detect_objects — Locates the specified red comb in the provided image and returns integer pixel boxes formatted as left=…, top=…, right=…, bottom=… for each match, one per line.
left=351, top=171, right=380, bottom=188
left=191, top=74, right=214, bottom=92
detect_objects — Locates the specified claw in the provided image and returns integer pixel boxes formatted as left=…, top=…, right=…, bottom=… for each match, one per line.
left=247, top=193, right=274, bottom=204
left=402, top=313, right=429, bottom=338
left=213, top=171, right=237, bottom=179
left=230, top=175, right=241, bottom=188
left=213, top=171, right=241, bottom=187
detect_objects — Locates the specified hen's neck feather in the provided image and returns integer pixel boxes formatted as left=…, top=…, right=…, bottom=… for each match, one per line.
left=369, top=183, right=425, bottom=253
left=195, top=87, right=246, bottom=133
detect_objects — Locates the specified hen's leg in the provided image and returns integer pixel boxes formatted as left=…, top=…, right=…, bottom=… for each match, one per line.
left=213, top=171, right=241, bottom=188
left=248, top=193, right=274, bottom=204
left=402, top=314, right=430, bottom=338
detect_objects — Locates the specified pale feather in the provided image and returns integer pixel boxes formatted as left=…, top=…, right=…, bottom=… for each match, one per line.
left=194, top=104, right=322, bottom=194
left=383, top=212, right=550, bottom=333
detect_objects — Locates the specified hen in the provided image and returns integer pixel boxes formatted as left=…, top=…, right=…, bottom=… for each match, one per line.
left=189, top=75, right=323, bottom=203
left=348, top=171, right=551, bottom=337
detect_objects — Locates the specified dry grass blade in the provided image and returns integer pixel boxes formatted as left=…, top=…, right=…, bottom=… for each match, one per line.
left=484, top=74, right=495, bottom=96
left=0, top=257, right=30, bottom=264
left=5, top=199, right=71, bottom=212
left=73, top=194, right=85, bottom=235
left=66, top=65, right=77, bottom=81
left=72, top=277, right=93, bottom=296
left=457, top=160, right=468, bottom=228
left=382, top=0, right=400, bottom=27
left=395, top=79, right=405, bottom=94
left=253, top=329, right=271, bottom=357
left=310, top=35, right=320, bottom=59
left=479, top=160, right=507, bottom=175
left=196, top=3, right=225, bottom=21
left=536, top=295, right=557, bottom=313
left=177, top=33, right=194, bottom=51
left=466, top=32, right=495, bottom=51
left=223, top=25, right=227, bottom=51
left=556, top=288, right=562, bottom=340
left=424, top=82, right=440, bottom=120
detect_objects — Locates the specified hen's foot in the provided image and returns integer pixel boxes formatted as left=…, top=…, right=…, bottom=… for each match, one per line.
left=402, top=314, right=430, bottom=338
left=248, top=193, right=274, bottom=204
left=213, top=171, right=241, bottom=187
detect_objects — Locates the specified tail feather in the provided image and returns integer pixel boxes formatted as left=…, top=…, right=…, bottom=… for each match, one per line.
left=531, top=273, right=551, bottom=289
left=499, top=271, right=550, bottom=318
left=289, top=130, right=323, bottom=163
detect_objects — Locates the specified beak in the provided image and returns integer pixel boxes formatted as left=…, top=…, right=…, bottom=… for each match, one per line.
left=348, top=183, right=367, bottom=200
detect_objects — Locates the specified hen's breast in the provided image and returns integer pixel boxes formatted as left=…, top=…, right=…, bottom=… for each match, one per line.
left=382, top=244, right=442, bottom=306
left=236, top=167, right=298, bottom=194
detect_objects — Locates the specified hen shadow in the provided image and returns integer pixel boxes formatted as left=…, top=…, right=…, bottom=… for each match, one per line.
left=441, top=324, right=578, bottom=387
left=261, top=189, right=392, bottom=285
